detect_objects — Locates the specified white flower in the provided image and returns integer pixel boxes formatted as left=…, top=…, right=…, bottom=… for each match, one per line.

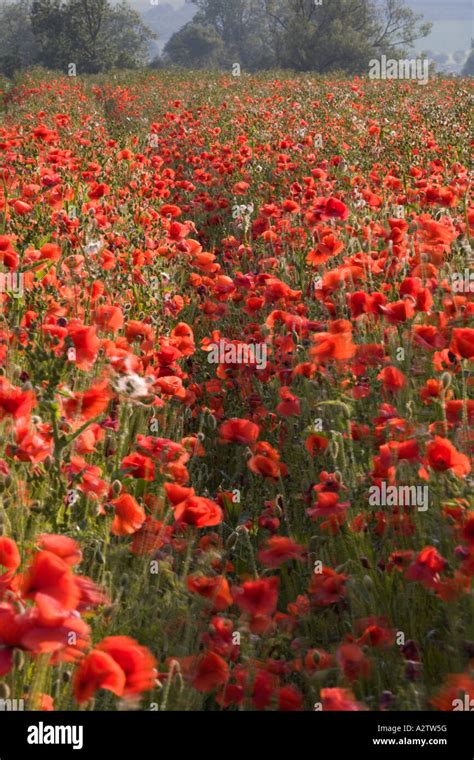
left=84, top=240, right=103, bottom=256
left=114, top=373, right=152, bottom=400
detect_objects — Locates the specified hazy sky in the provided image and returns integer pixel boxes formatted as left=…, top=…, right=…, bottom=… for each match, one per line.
left=137, top=0, right=473, bottom=56
left=408, top=0, right=472, bottom=57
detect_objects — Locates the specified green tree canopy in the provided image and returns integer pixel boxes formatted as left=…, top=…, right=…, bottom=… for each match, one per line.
left=462, top=41, right=474, bottom=77
left=0, top=0, right=39, bottom=76
left=162, top=21, right=227, bottom=69
left=0, top=0, right=156, bottom=75
left=165, top=0, right=431, bottom=73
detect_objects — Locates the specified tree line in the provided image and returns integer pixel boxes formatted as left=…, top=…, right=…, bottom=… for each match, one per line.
left=0, top=0, right=154, bottom=75
left=0, top=0, right=470, bottom=77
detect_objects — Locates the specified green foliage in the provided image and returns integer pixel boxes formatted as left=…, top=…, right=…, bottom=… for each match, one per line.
left=0, top=0, right=38, bottom=76
left=0, top=0, right=156, bottom=75
left=166, top=0, right=432, bottom=73
left=462, top=41, right=474, bottom=77
left=163, top=21, right=227, bottom=69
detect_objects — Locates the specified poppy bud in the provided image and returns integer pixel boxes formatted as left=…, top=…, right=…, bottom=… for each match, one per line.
left=401, top=640, right=419, bottom=660
left=13, top=650, right=25, bottom=672
left=379, top=690, right=394, bottom=709
left=226, top=531, right=239, bottom=550
left=441, top=371, right=452, bottom=391
left=112, top=479, right=122, bottom=496
left=0, top=683, right=10, bottom=700
left=205, top=411, right=217, bottom=429
left=405, top=660, right=421, bottom=681
left=454, top=545, right=470, bottom=560
left=329, top=438, right=339, bottom=461
left=120, top=572, right=130, bottom=588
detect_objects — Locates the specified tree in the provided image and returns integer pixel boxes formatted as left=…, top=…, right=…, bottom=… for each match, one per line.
left=173, top=0, right=431, bottom=73
left=107, top=2, right=155, bottom=69
left=165, top=0, right=275, bottom=71
left=0, top=0, right=39, bottom=76
left=462, top=41, right=474, bottom=77
left=30, top=0, right=156, bottom=73
left=263, top=0, right=432, bottom=72
left=62, top=0, right=111, bottom=72
left=193, top=0, right=274, bottom=68
left=264, top=0, right=378, bottom=72
left=163, top=21, right=227, bottom=69
left=372, top=0, right=432, bottom=55
left=30, top=0, right=67, bottom=70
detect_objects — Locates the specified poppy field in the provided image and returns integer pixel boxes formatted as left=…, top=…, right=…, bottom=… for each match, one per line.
left=0, top=70, right=472, bottom=713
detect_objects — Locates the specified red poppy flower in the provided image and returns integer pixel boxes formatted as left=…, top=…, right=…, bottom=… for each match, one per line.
left=307, top=491, right=350, bottom=521
left=0, top=382, right=36, bottom=420
left=0, top=537, right=21, bottom=572
left=63, top=380, right=111, bottom=421
left=450, top=328, right=474, bottom=359
left=426, top=437, right=470, bottom=477
left=430, top=673, right=474, bottom=711
left=93, top=305, right=124, bottom=333
left=73, top=650, right=126, bottom=704
left=311, top=326, right=356, bottom=362
left=320, top=687, right=365, bottom=711
left=17, top=551, right=80, bottom=622
left=96, top=636, right=156, bottom=697
left=187, top=575, right=233, bottom=611
left=232, top=577, right=279, bottom=616
left=308, top=567, right=346, bottom=606
left=276, top=387, right=301, bottom=417
left=39, top=242, right=61, bottom=261
left=36, top=535, right=82, bottom=566
left=377, top=366, right=407, bottom=392
left=248, top=442, right=287, bottom=479
left=257, top=537, right=305, bottom=568
left=406, top=546, right=447, bottom=588
left=336, top=643, right=371, bottom=682
left=192, top=651, right=229, bottom=693
left=278, top=685, right=303, bottom=711
left=110, top=493, right=146, bottom=536
left=305, top=434, right=329, bottom=455
left=219, top=418, right=260, bottom=445
left=67, top=324, right=100, bottom=370
left=174, top=495, right=223, bottom=528
left=462, top=513, right=474, bottom=545
left=120, top=452, right=155, bottom=481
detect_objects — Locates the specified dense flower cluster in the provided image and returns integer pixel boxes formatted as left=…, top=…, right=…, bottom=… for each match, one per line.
left=0, top=71, right=472, bottom=711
